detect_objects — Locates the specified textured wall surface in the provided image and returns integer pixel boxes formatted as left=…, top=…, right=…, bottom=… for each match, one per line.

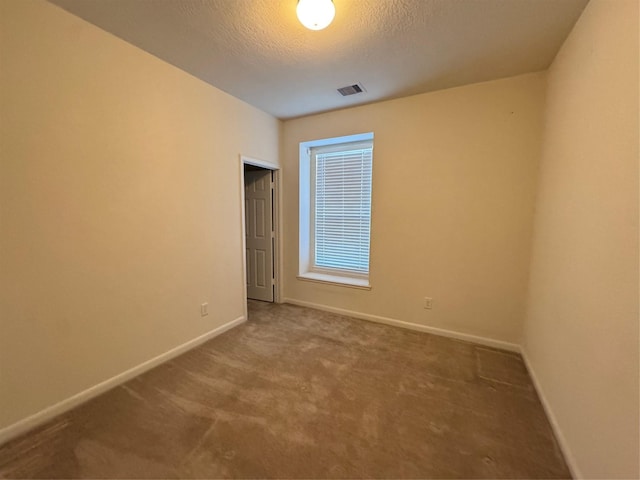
left=523, top=0, right=639, bottom=477
left=282, top=72, right=545, bottom=345
left=49, top=0, right=587, bottom=118
left=0, top=0, right=279, bottom=431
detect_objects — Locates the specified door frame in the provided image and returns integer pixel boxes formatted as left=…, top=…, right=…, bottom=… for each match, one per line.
left=239, top=155, right=281, bottom=319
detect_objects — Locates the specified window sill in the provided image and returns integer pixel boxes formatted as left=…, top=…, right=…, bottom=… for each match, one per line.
left=297, top=272, right=371, bottom=290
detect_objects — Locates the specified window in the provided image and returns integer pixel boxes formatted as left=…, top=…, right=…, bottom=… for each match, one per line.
left=299, top=133, right=374, bottom=288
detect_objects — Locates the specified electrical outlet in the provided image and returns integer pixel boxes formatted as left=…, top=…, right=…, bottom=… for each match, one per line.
left=200, top=303, right=209, bottom=316
left=424, top=297, right=433, bottom=310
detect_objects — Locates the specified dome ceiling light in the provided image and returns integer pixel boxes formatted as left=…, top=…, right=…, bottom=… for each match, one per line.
left=296, top=0, right=336, bottom=31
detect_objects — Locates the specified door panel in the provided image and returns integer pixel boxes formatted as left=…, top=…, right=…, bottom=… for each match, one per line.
left=245, top=169, right=274, bottom=302
left=256, top=250, right=266, bottom=287
left=255, top=199, right=266, bottom=237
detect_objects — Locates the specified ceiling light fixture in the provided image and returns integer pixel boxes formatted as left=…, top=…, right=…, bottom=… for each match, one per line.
left=296, top=0, right=335, bottom=31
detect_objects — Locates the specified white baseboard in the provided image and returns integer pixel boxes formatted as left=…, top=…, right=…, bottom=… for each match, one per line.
left=520, top=349, right=581, bottom=479
left=282, top=298, right=520, bottom=352
left=0, top=302, right=580, bottom=479
left=0, top=315, right=245, bottom=447
left=284, top=298, right=581, bottom=475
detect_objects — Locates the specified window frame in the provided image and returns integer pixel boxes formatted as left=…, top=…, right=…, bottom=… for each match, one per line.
left=298, top=132, right=374, bottom=289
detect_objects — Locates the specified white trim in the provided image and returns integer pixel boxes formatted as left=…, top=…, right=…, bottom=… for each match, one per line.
left=239, top=155, right=281, bottom=308
left=239, top=158, right=249, bottom=320
left=520, top=348, right=582, bottom=479
left=296, top=273, right=371, bottom=290
left=282, top=298, right=520, bottom=352
left=298, top=132, right=374, bottom=283
left=0, top=316, right=245, bottom=447
left=300, top=132, right=374, bottom=149
left=281, top=298, right=578, bottom=475
left=241, top=155, right=279, bottom=170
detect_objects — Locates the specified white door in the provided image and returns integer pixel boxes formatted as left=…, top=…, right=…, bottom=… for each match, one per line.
left=245, top=168, right=274, bottom=302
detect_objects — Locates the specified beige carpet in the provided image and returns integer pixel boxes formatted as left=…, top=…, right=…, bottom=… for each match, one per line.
left=0, top=301, right=570, bottom=478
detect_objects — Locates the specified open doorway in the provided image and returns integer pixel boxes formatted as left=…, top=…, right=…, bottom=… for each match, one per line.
left=240, top=156, right=280, bottom=309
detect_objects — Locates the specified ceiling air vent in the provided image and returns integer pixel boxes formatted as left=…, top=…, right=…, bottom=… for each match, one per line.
left=337, top=83, right=366, bottom=96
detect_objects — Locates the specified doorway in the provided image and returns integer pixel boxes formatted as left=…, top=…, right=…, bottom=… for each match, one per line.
left=240, top=156, right=280, bottom=307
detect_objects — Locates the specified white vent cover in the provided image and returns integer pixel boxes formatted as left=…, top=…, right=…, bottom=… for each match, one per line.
left=337, top=83, right=366, bottom=96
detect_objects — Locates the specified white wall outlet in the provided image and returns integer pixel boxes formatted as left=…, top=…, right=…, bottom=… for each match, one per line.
left=424, top=297, right=433, bottom=310
left=200, top=303, right=209, bottom=316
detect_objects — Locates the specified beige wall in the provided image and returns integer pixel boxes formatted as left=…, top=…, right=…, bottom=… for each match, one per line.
left=2, top=1, right=637, bottom=475
left=0, top=0, right=279, bottom=431
left=283, top=73, right=545, bottom=344
left=523, top=0, right=639, bottom=477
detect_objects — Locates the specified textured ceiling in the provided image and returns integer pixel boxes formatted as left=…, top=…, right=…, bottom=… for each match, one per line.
left=48, top=0, right=588, bottom=119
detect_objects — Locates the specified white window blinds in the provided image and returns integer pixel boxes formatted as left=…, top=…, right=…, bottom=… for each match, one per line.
left=312, top=142, right=373, bottom=274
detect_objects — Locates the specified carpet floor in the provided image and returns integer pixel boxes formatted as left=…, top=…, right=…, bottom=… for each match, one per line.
left=0, top=301, right=570, bottom=479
